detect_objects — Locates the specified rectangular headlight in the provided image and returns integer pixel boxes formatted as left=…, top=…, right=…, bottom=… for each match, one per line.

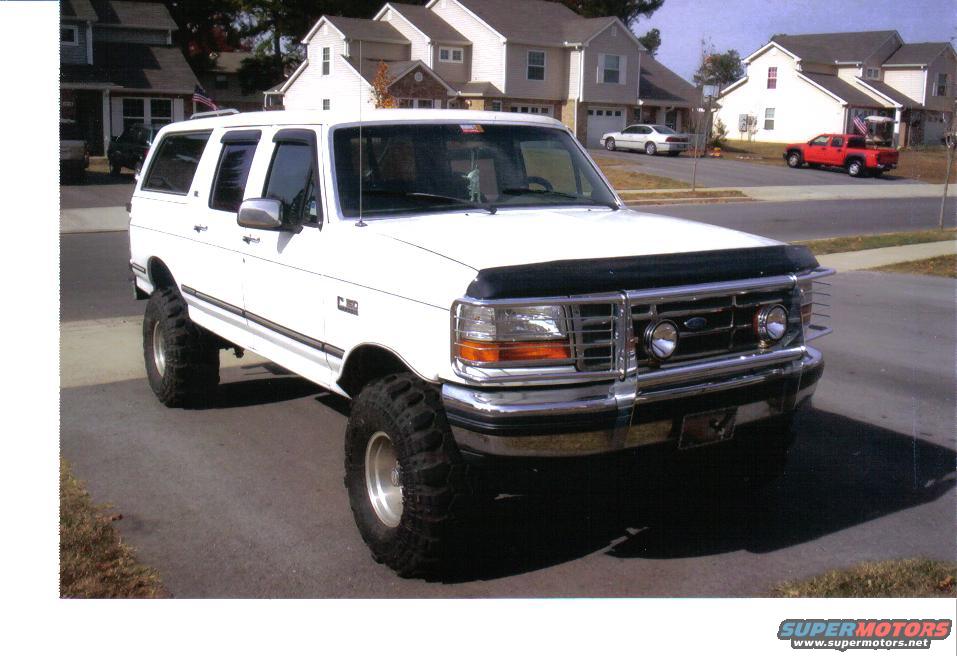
left=454, top=304, right=571, bottom=365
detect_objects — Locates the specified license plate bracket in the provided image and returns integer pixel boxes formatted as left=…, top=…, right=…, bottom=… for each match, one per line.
left=678, top=407, right=737, bottom=449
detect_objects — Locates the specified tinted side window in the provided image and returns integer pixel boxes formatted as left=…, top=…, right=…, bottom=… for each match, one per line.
left=142, top=131, right=212, bottom=194
left=210, top=142, right=257, bottom=212
left=263, top=143, right=319, bottom=225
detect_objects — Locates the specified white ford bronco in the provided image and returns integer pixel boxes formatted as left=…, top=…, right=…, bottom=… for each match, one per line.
left=129, top=109, right=832, bottom=578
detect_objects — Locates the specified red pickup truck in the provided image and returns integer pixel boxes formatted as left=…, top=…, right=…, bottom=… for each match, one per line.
left=784, top=134, right=899, bottom=177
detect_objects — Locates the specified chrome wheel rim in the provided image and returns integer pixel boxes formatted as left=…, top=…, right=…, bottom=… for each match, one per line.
left=151, top=322, right=166, bottom=377
left=365, top=431, right=403, bottom=528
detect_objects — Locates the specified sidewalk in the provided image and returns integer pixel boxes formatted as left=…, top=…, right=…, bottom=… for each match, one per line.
left=61, top=206, right=129, bottom=233
left=817, top=240, right=955, bottom=271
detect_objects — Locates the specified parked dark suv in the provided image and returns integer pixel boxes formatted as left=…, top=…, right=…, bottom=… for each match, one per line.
left=107, top=124, right=158, bottom=175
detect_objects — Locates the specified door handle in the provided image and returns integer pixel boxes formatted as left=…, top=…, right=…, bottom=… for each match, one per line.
left=242, top=235, right=260, bottom=244
left=193, top=224, right=207, bottom=233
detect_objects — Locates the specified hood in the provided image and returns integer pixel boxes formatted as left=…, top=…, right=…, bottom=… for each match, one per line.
left=365, top=206, right=780, bottom=271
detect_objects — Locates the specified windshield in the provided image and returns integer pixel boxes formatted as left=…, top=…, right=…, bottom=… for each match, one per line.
left=332, top=123, right=617, bottom=218
left=651, top=125, right=676, bottom=134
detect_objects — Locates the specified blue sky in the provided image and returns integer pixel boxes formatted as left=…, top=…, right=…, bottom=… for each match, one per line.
left=637, top=0, right=956, bottom=81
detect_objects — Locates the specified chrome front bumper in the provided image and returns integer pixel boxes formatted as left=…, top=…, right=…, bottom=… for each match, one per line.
left=442, top=345, right=823, bottom=458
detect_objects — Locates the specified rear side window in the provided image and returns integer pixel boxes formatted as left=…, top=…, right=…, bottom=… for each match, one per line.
left=830, top=137, right=844, bottom=147
left=210, top=130, right=261, bottom=212
left=263, top=142, right=320, bottom=225
left=142, top=131, right=211, bottom=194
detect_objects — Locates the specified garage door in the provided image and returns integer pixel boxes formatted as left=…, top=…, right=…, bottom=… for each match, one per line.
left=585, top=107, right=625, bottom=148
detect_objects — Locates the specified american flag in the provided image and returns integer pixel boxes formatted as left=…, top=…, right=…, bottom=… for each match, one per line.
left=853, top=115, right=868, bottom=135
left=192, top=85, right=218, bottom=111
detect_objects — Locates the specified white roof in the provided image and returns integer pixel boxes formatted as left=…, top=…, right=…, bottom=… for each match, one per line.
left=167, top=109, right=565, bottom=132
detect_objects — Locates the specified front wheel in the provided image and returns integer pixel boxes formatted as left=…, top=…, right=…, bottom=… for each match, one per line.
left=786, top=152, right=802, bottom=168
left=604, top=137, right=616, bottom=151
left=345, top=374, right=472, bottom=578
left=143, top=287, right=220, bottom=407
left=645, top=142, right=658, bottom=156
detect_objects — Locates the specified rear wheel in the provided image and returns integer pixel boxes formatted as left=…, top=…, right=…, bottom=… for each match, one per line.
left=847, top=159, right=865, bottom=177
left=345, top=373, right=473, bottom=578
left=786, top=151, right=803, bottom=168
left=143, top=287, right=220, bottom=407
left=604, top=137, right=616, bottom=151
left=645, top=142, right=658, bottom=156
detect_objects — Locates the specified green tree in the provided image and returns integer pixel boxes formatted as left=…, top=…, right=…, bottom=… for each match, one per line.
left=693, top=49, right=743, bottom=95
left=637, top=27, right=660, bottom=55
left=126, top=0, right=244, bottom=69
left=559, top=0, right=665, bottom=25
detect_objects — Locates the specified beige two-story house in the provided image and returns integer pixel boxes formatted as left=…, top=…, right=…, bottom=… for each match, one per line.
left=278, top=0, right=669, bottom=147
left=715, top=30, right=955, bottom=146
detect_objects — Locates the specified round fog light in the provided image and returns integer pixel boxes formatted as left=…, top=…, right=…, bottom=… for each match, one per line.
left=644, top=320, right=679, bottom=360
left=756, top=304, right=788, bottom=344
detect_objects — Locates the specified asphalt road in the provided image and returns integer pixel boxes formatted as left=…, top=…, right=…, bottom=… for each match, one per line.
left=59, top=196, right=957, bottom=323
left=639, top=196, right=957, bottom=242
left=590, top=148, right=918, bottom=188
left=60, top=220, right=955, bottom=597
left=59, top=266, right=956, bottom=597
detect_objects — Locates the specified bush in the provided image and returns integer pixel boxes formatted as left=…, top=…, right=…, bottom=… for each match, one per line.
left=710, top=118, right=728, bottom=149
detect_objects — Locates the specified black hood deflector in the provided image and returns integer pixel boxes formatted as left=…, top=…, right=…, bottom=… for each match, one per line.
left=465, top=245, right=819, bottom=299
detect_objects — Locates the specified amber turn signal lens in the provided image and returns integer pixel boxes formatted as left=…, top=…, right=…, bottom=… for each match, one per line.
left=456, top=339, right=571, bottom=363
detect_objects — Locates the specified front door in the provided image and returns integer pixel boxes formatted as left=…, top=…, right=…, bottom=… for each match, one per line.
left=804, top=135, right=830, bottom=164
left=237, top=127, right=337, bottom=386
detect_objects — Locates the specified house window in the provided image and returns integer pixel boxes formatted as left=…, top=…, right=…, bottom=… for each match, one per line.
left=214, top=74, right=229, bottom=90
left=122, top=98, right=145, bottom=132
left=397, top=98, right=413, bottom=108
left=150, top=99, right=172, bottom=126
left=439, top=47, right=464, bottom=63
left=490, top=100, right=502, bottom=112
left=764, top=107, right=775, bottom=130
left=866, top=68, right=880, bottom=80
left=61, top=25, right=78, bottom=45
left=767, top=66, right=777, bottom=89
left=322, top=47, right=331, bottom=75
left=936, top=73, right=949, bottom=97
left=527, top=50, right=545, bottom=81
left=601, top=54, right=621, bottom=84
left=322, top=99, right=330, bottom=110
left=512, top=105, right=551, bottom=115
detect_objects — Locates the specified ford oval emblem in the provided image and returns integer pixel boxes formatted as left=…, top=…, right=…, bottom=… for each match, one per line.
left=683, top=316, right=708, bottom=331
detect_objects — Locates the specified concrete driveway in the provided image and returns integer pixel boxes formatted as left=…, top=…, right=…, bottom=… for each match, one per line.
left=591, top=148, right=917, bottom=188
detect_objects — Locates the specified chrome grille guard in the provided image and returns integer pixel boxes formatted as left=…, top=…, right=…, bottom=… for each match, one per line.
left=451, top=267, right=835, bottom=386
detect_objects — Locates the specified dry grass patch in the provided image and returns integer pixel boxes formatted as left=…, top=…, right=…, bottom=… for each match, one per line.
left=797, top=229, right=956, bottom=255
left=773, top=559, right=957, bottom=598
left=592, top=157, right=691, bottom=190
left=60, top=458, right=167, bottom=598
left=875, top=254, right=956, bottom=278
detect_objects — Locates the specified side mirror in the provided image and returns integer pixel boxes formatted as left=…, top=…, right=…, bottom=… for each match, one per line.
left=238, top=198, right=284, bottom=230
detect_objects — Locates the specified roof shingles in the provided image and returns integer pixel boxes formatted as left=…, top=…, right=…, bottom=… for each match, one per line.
left=772, top=30, right=899, bottom=64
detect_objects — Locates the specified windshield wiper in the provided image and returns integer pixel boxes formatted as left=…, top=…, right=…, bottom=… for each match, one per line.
left=500, top=187, right=618, bottom=211
left=364, top=190, right=496, bottom=214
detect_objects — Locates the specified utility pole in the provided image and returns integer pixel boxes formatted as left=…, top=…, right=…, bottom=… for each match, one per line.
left=691, top=88, right=714, bottom=192
left=939, top=99, right=956, bottom=231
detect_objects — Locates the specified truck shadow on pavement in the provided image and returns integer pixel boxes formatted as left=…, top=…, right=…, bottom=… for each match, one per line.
left=443, top=408, right=955, bottom=582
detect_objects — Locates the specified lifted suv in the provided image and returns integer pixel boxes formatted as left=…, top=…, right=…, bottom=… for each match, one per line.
left=129, top=109, right=833, bottom=578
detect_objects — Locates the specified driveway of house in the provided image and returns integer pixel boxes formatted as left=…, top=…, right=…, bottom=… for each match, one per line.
left=591, top=149, right=918, bottom=188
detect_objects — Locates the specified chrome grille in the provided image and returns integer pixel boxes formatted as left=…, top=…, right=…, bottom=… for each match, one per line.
left=632, top=289, right=794, bottom=367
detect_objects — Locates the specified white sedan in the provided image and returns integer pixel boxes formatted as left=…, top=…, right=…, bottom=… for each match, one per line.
left=601, top=124, right=689, bottom=156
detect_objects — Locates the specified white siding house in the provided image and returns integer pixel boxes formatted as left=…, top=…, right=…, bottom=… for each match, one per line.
left=716, top=31, right=956, bottom=146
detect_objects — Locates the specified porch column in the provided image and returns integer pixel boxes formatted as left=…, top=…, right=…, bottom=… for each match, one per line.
left=892, top=107, right=902, bottom=148
left=101, top=89, right=111, bottom=155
